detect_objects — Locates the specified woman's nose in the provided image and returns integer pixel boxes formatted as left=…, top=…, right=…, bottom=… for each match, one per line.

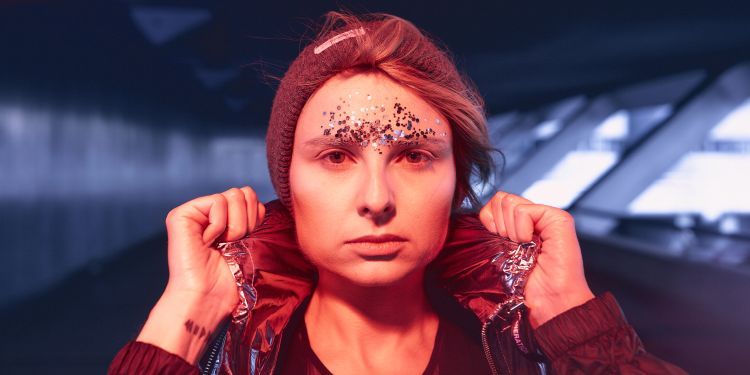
left=357, top=169, right=395, bottom=224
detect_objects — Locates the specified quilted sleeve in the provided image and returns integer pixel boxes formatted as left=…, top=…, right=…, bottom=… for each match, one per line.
left=108, top=340, right=199, bottom=375
left=533, top=292, right=687, bottom=374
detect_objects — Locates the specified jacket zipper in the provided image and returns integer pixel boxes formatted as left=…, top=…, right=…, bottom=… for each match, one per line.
left=481, top=320, right=499, bottom=375
left=482, top=306, right=549, bottom=375
left=201, top=324, right=228, bottom=375
left=482, top=298, right=520, bottom=375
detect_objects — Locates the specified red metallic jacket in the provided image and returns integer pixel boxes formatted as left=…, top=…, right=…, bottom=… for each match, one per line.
left=109, top=200, right=685, bottom=374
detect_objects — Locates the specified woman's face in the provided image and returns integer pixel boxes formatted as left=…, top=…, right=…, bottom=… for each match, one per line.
left=289, top=70, right=456, bottom=287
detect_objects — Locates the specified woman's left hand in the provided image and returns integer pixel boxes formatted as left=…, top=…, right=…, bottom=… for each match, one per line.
left=479, top=191, right=595, bottom=328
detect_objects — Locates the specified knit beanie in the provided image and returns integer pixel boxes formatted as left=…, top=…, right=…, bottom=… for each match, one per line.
left=265, top=21, right=378, bottom=213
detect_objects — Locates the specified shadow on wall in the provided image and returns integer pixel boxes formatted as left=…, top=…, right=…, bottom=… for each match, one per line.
left=0, top=98, right=274, bottom=308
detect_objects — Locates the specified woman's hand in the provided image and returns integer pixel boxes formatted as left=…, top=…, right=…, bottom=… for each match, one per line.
left=479, top=191, right=594, bottom=328
left=163, top=186, right=266, bottom=313
left=136, top=186, right=266, bottom=364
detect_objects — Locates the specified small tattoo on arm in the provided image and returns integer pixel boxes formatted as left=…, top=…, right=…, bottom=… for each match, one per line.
left=184, top=320, right=213, bottom=340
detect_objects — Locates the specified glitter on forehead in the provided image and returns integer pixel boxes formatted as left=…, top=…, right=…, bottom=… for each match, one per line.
left=319, top=94, right=447, bottom=153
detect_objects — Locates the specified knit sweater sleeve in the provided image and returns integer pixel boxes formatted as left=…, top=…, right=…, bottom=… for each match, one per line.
left=108, top=341, right=200, bottom=375
left=533, top=292, right=687, bottom=374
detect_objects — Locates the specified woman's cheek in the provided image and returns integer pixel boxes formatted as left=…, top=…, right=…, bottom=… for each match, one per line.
left=404, top=162, right=455, bottom=211
left=293, top=163, right=344, bottom=214
left=400, top=165, right=454, bottom=260
left=292, top=166, right=349, bottom=262
left=291, top=163, right=324, bottom=251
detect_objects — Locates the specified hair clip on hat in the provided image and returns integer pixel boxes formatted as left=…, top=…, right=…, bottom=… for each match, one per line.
left=314, top=27, right=366, bottom=54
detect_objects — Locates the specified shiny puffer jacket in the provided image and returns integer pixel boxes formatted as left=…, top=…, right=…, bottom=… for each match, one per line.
left=109, top=200, right=686, bottom=375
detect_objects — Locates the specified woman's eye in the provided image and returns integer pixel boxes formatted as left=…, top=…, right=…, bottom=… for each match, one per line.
left=327, top=151, right=346, bottom=163
left=403, top=151, right=432, bottom=165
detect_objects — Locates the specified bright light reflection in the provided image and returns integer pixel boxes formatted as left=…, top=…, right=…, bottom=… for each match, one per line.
left=533, top=119, right=562, bottom=140
left=523, top=151, right=618, bottom=208
left=628, top=152, right=750, bottom=221
left=710, top=98, right=750, bottom=141
left=593, top=110, right=629, bottom=141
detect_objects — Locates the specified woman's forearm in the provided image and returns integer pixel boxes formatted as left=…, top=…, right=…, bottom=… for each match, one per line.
left=527, top=288, right=595, bottom=328
left=136, top=289, right=229, bottom=365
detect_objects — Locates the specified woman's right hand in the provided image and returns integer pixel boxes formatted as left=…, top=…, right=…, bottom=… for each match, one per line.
left=163, top=186, right=266, bottom=316
left=136, top=186, right=265, bottom=365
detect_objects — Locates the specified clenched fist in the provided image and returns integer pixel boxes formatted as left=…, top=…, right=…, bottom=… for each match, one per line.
left=137, top=186, right=265, bottom=365
left=164, top=186, right=266, bottom=314
left=479, top=191, right=594, bottom=328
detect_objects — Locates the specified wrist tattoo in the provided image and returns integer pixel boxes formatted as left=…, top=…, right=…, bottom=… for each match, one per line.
left=184, top=320, right=213, bottom=340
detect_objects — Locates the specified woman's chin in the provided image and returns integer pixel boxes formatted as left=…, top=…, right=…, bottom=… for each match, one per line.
left=333, top=262, right=422, bottom=287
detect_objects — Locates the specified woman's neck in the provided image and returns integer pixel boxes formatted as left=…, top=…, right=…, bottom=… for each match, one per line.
left=304, top=269, right=439, bottom=374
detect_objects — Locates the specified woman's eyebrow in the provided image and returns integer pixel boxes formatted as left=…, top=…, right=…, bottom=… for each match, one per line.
left=302, top=136, right=358, bottom=148
left=386, top=137, right=451, bottom=153
left=395, top=138, right=450, bottom=148
left=303, top=136, right=449, bottom=149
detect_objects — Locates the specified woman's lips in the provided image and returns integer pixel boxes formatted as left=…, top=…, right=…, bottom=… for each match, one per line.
left=346, top=234, right=407, bottom=243
left=345, top=234, right=407, bottom=259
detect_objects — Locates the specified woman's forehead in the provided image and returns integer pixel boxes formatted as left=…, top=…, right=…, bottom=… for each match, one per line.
left=296, top=73, right=450, bottom=150
left=306, top=72, right=436, bottom=115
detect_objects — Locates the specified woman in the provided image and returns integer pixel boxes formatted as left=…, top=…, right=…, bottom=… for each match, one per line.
left=110, top=12, right=684, bottom=374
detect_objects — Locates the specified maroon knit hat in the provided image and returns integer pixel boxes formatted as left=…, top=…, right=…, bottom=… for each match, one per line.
left=265, top=22, right=377, bottom=213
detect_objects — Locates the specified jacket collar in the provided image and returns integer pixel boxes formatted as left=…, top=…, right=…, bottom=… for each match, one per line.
left=217, top=199, right=524, bottom=374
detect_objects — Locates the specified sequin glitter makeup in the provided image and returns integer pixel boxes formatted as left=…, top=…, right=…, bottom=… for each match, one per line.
left=319, top=93, right=447, bottom=154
